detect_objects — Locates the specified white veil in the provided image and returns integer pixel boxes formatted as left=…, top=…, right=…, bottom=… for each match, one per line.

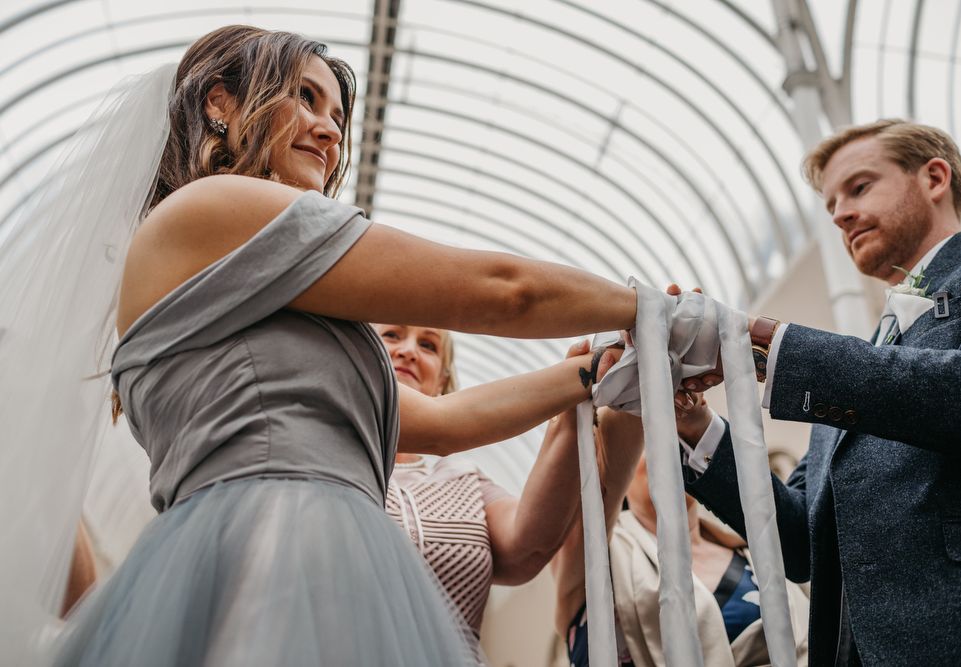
left=0, top=64, right=175, bottom=662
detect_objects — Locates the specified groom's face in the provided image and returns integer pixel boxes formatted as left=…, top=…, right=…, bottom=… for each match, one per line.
left=822, top=137, right=933, bottom=282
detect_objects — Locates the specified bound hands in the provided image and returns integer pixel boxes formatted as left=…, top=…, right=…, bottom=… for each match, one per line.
left=592, top=281, right=761, bottom=415
left=666, top=282, right=715, bottom=444
left=666, top=284, right=724, bottom=393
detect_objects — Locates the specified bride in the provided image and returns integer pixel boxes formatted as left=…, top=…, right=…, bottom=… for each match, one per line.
left=1, top=24, right=643, bottom=665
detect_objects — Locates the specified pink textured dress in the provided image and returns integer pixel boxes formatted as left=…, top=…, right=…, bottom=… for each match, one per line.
left=386, top=457, right=511, bottom=635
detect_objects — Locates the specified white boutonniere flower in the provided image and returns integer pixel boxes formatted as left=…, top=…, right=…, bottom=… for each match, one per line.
left=891, top=265, right=932, bottom=297
left=884, top=265, right=936, bottom=341
left=889, top=282, right=928, bottom=297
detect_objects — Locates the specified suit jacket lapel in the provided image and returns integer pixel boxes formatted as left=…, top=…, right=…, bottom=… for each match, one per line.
left=918, top=232, right=961, bottom=290
left=894, top=232, right=961, bottom=341
left=835, top=235, right=961, bottom=454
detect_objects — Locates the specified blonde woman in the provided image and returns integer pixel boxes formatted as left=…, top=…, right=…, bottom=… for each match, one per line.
left=376, top=324, right=640, bottom=637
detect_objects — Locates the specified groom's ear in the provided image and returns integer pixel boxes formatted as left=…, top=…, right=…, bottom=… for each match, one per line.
left=922, top=157, right=952, bottom=206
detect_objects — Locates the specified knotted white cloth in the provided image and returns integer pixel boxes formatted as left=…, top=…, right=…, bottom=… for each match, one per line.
left=575, top=280, right=796, bottom=667
left=592, top=290, right=719, bottom=415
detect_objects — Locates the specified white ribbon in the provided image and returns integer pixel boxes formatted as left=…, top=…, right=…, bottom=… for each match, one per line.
left=576, top=280, right=796, bottom=667
left=575, top=400, right=617, bottom=667
left=716, top=306, right=796, bottom=667
left=630, top=281, right=705, bottom=667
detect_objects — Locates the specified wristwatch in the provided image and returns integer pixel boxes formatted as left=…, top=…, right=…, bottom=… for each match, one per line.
left=750, top=316, right=781, bottom=382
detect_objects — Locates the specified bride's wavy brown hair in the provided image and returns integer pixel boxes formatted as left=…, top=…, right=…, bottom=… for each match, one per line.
left=150, top=24, right=356, bottom=208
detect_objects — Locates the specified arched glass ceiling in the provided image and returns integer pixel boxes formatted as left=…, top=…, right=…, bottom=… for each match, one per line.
left=847, top=0, right=961, bottom=131
left=1, top=0, right=954, bottom=490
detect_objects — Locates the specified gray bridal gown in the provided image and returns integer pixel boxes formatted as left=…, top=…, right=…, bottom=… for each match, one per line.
left=53, top=191, right=476, bottom=666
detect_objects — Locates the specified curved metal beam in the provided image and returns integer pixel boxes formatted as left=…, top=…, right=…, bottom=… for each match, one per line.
left=590, top=5, right=808, bottom=240
left=355, top=0, right=402, bottom=215
left=0, top=7, right=371, bottom=79
left=840, top=0, right=859, bottom=114
left=713, top=0, right=779, bottom=48
left=375, top=164, right=656, bottom=284
left=906, top=0, right=927, bottom=118
left=640, top=0, right=794, bottom=128
left=0, top=42, right=188, bottom=117
left=876, top=0, right=895, bottom=116
left=0, top=0, right=78, bottom=34
left=376, top=190, right=611, bottom=275
left=455, top=0, right=799, bottom=259
left=387, top=139, right=700, bottom=285
left=397, top=99, right=739, bottom=294
left=391, top=121, right=727, bottom=296
left=397, top=53, right=758, bottom=300
left=949, top=1, right=961, bottom=136
left=379, top=14, right=763, bottom=253
left=0, top=88, right=107, bottom=159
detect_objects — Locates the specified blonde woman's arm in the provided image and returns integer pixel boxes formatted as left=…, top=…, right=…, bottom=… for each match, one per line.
left=396, top=342, right=617, bottom=455
left=476, top=342, right=640, bottom=586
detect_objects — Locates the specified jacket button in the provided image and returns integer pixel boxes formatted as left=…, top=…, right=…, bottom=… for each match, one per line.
left=813, top=403, right=827, bottom=418
left=828, top=406, right=843, bottom=422
left=844, top=410, right=858, bottom=425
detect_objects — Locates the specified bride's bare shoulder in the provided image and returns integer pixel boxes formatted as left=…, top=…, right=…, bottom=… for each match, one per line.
left=117, top=175, right=306, bottom=336
left=142, top=175, right=303, bottom=239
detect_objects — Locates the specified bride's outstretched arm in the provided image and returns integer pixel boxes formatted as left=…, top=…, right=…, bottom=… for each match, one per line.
left=118, top=175, right=636, bottom=338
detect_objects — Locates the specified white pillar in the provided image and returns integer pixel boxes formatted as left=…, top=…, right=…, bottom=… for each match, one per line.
left=771, top=0, right=875, bottom=338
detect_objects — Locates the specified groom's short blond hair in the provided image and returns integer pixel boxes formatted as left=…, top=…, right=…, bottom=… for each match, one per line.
left=803, top=119, right=961, bottom=215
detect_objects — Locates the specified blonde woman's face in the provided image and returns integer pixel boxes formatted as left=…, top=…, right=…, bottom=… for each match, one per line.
left=373, top=324, right=447, bottom=396
left=268, top=55, right=345, bottom=192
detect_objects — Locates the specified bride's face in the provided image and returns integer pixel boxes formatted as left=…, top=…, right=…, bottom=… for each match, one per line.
left=267, top=55, right=346, bottom=192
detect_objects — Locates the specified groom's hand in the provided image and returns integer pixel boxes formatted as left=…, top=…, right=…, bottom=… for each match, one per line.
left=675, top=391, right=713, bottom=443
left=665, top=283, right=724, bottom=392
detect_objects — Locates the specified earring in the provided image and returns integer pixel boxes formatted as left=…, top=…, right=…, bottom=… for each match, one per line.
left=209, top=118, right=227, bottom=135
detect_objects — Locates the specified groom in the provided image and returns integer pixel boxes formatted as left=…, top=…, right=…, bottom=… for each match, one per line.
left=680, top=120, right=961, bottom=666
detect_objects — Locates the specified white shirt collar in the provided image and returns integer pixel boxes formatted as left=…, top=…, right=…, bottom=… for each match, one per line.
left=906, top=237, right=952, bottom=281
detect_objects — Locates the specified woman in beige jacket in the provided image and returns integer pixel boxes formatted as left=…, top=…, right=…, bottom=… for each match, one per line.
left=552, top=395, right=809, bottom=666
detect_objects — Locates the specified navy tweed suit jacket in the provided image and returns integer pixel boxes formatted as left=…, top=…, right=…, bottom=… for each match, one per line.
left=686, top=232, right=961, bottom=666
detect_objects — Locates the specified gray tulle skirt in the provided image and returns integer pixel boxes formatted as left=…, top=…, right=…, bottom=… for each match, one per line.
left=54, top=478, right=478, bottom=666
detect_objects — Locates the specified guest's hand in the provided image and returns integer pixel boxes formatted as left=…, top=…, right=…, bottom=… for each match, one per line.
left=674, top=390, right=713, bottom=444
left=666, top=283, right=724, bottom=392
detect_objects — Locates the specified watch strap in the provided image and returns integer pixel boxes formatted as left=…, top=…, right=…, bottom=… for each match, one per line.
left=750, top=316, right=780, bottom=350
